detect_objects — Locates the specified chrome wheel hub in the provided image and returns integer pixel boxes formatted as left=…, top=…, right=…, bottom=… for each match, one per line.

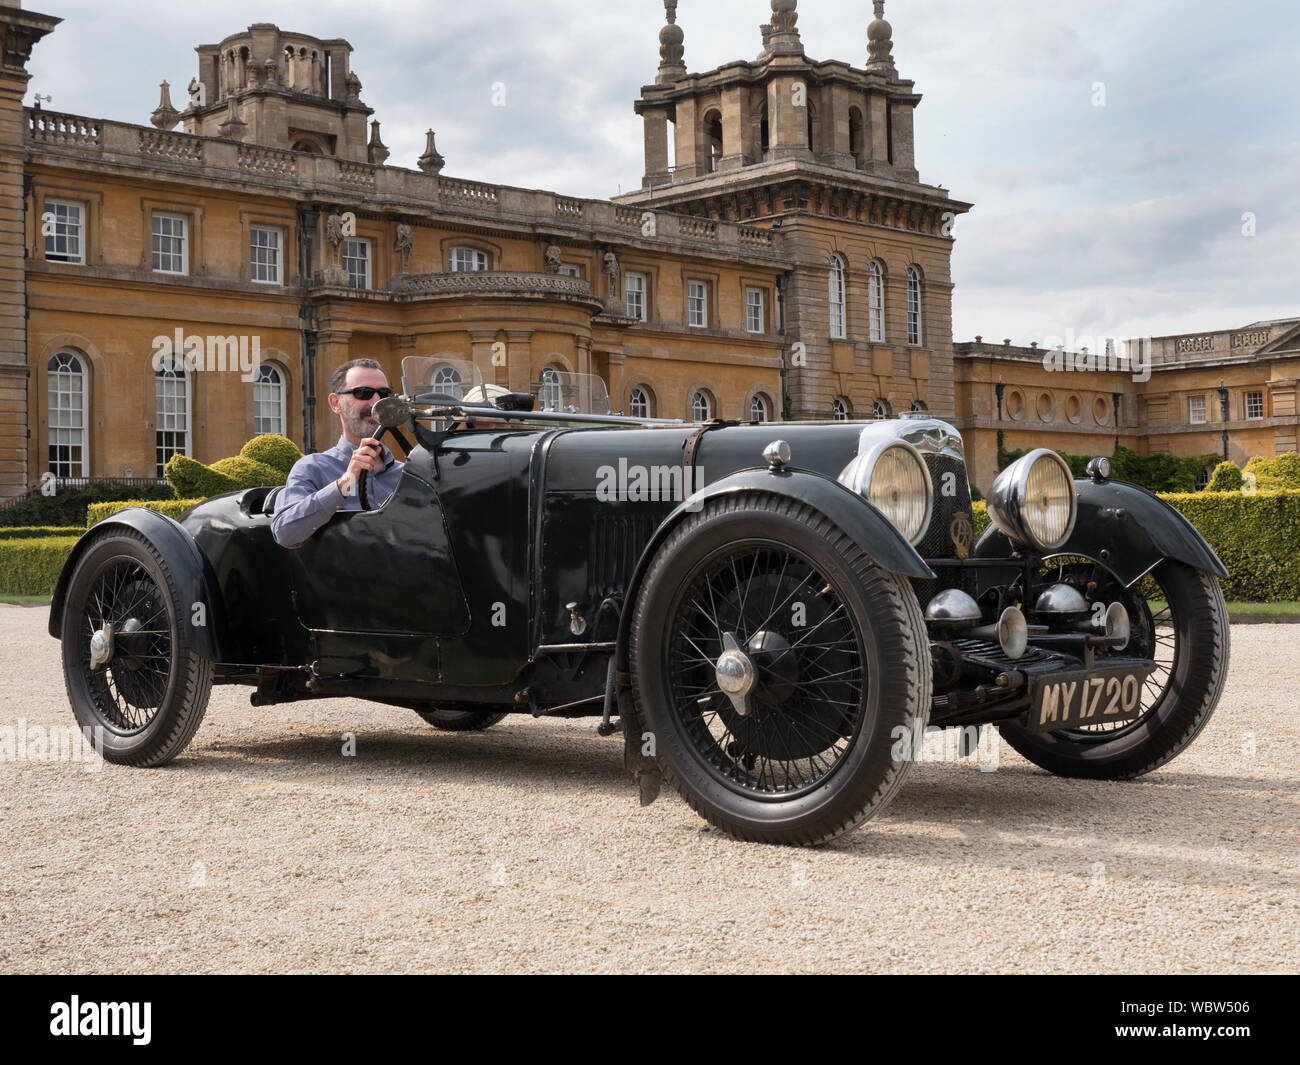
left=89, top=622, right=115, bottom=671
left=715, top=632, right=757, bottom=717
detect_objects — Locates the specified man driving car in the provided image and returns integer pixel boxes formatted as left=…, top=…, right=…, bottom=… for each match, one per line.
left=271, top=358, right=404, bottom=549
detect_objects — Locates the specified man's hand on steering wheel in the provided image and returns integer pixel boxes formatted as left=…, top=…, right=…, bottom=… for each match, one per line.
left=337, top=436, right=385, bottom=500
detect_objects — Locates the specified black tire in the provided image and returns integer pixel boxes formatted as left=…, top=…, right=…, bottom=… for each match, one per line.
left=60, top=528, right=214, bottom=767
left=414, top=706, right=509, bottom=732
left=629, top=493, right=931, bottom=846
left=999, top=560, right=1229, bottom=778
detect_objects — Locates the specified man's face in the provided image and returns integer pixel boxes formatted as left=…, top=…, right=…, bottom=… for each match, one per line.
left=329, top=366, right=390, bottom=443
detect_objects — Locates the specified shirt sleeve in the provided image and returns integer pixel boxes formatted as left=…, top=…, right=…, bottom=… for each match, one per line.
left=270, top=459, right=346, bottom=549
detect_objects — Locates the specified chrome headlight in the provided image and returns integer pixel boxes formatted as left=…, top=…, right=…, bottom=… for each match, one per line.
left=838, top=440, right=933, bottom=545
left=987, top=448, right=1077, bottom=551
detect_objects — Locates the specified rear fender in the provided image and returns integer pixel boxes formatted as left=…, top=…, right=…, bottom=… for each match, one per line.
left=48, top=508, right=224, bottom=660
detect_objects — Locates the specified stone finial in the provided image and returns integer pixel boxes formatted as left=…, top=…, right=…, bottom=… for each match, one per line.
left=757, top=22, right=774, bottom=60
left=368, top=119, right=389, bottom=165
left=263, top=57, right=279, bottom=86
left=417, top=129, right=445, bottom=174
left=150, top=80, right=180, bottom=130
left=217, top=97, right=248, bottom=141
left=345, top=70, right=362, bottom=103
left=768, top=0, right=803, bottom=56
left=866, top=0, right=897, bottom=75
left=657, top=0, right=686, bottom=85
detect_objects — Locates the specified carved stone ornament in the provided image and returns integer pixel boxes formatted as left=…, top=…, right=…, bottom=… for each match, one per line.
left=395, top=224, right=414, bottom=274
left=543, top=245, right=563, bottom=273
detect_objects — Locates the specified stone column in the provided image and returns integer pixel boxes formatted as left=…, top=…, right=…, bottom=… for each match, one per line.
left=719, top=85, right=748, bottom=171
left=575, top=335, right=592, bottom=378
left=672, top=96, right=701, bottom=180
left=504, top=329, right=534, bottom=395
left=314, top=327, right=353, bottom=446
left=605, top=352, right=626, bottom=413
left=889, top=100, right=917, bottom=177
left=0, top=5, right=59, bottom=498
left=642, top=108, right=671, bottom=188
left=468, top=328, right=500, bottom=388
left=767, top=76, right=812, bottom=161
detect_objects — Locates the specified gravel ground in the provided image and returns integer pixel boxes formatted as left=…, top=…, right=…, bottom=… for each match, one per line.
left=1, top=605, right=1296, bottom=974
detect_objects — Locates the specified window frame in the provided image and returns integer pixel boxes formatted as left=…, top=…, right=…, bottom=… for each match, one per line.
left=449, top=246, right=490, bottom=272
left=906, top=265, right=923, bottom=345
left=745, top=286, right=766, bottom=334
left=249, top=225, right=283, bottom=285
left=1188, top=394, right=1207, bottom=424
left=342, top=237, right=372, bottom=289
left=625, top=271, right=647, bottom=321
left=828, top=254, right=847, bottom=340
left=252, top=362, right=287, bottom=437
left=687, top=280, right=708, bottom=328
left=832, top=396, right=850, bottom=421
left=1244, top=390, right=1264, bottom=420
left=151, top=212, right=189, bottom=276
left=867, top=259, right=885, bottom=342
left=628, top=386, right=651, bottom=419
left=47, top=349, right=89, bottom=478
left=154, top=354, right=192, bottom=478
left=749, top=393, right=770, bottom=422
left=42, top=199, right=86, bottom=265
left=691, top=390, right=713, bottom=422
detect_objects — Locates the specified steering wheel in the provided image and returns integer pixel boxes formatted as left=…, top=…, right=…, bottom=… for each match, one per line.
left=356, top=423, right=413, bottom=511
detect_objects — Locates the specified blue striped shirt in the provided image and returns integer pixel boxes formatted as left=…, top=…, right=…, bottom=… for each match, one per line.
left=271, top=435, right=404, bottom=548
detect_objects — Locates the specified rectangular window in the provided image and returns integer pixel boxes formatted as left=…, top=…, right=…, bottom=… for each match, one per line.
left=745, top=287, right=765, bottom=333
left=1245, top=391, right=1264, bottom=420
left=249, top=226, right=282, bottom=284
left=151, top=213, right=188, bottom=275
left=1188, top=395, right=1206, bottom=424
left=625, top=272, right=646, bottom=321
left=154, top=371, right=189, bottom=478
left=687, top=281, right=708, bottom=328
left=450, top=247, right=489, bottom=272
left=558, top=264, right=581, bottom=277
left=43, top=201, right=84, bottom=264
left=342, top=238, right=371, bottom=289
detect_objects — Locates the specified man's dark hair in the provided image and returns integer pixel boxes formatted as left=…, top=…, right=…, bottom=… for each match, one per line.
left=330, top=358, right=384, bottom=394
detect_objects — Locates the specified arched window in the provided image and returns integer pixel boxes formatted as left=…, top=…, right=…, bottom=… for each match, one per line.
left=629, top=387, right=651, bottom=419
left=539, top=367, right=563, bottom=412
left=872, top=398, right=891, bottom=419
left=154, top=354, right=190, bottom=478
left=832, top=396, right=850, bottom=421
left=691, top=390, right=712, bottom=422
left=432, top=363, right=464, bottom=401
left=906, top=266, right=923, bottom=345
left=48, top=350, right=87, bottom=478
left=253, top=363, right=286, bottom=437
left=703, top=110, right=723, bottom=173
left=909, top=399, right=928, bottom=413
left=868, top=260, right=885, bottom=342
left=749, top=393, right=770, bottom=422
left=828, top=254, right=847, bottom=339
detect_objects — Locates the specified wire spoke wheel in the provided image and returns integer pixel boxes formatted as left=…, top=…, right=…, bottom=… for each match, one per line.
left=630, top=493, right=930, bottom=845
left=999, top=559, right=1229, bottom=779
left=668, top=544, right=865, bottom=798
left=60, top=528, right=214, bottom=767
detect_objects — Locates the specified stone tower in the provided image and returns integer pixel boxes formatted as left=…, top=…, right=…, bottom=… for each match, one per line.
left=179, top=24, right=376, bottom=161
left=617, top=0, right=971, bottom=420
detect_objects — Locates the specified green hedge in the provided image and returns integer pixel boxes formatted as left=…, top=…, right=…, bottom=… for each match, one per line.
left=87, top=499, right=204, bottom=527
left=0, top=535, right=80, bottom=595
left=0, top=481, right=174, bottom=528
left=1162, top=490, right=1300, bottom=601
left=0, top=525, right=83, bottom=539
left=997, top=432, right=1220, bottom=494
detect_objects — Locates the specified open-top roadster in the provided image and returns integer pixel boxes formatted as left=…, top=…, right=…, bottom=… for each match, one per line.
left=50, top=357, right=1230, bottom=844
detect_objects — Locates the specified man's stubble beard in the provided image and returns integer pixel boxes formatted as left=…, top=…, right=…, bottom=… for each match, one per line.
left=342, top=407, right=376, bottom=440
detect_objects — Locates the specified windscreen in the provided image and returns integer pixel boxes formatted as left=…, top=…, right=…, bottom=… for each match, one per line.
left=401, top=357, right=484, bottom=402
left=533, top=371, right=612, bottom=415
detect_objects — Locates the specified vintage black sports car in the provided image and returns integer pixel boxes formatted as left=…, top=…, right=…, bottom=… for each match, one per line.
left=50, top=357, right=1230, bottom=845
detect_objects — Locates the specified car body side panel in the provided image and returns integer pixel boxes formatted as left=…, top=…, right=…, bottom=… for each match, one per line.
left=975, top=477, right=1228, bottom=584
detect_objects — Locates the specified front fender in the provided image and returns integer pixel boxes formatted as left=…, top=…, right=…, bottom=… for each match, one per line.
left=615, top=465, right=933, bottom=672
left=975, top=477, right=1228, bottom=585
left=48, top=508, right=224, bottom=660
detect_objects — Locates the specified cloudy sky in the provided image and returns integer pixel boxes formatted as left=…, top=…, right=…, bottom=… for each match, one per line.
left=24, top=0, right=1299, bottom=344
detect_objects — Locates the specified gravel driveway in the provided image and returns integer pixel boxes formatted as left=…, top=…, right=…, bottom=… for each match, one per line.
left=2, top=605, right=1295, bottom=974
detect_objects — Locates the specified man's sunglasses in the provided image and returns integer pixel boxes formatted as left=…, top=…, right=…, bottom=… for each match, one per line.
left=336, top=386, right=393, bottom=400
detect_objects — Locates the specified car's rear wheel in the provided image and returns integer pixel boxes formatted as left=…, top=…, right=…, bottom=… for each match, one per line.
left=630, top=493, right=930, bottom=845
left=60, top=528, right=213, bottom=766
left=999, top=560, right=1229, bottom=778
left=413, top=705, right=509, bottom=732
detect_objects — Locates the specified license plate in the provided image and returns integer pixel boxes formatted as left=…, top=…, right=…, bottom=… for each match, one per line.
left=1027, top=664, right=1153, bottom=731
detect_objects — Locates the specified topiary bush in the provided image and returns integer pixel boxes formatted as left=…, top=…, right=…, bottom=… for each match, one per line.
left=87, top=499, right=204, bottom=527
left=165, top=455, right=238, bottom=499
left=240, top=434, right=302, bottom=476
left=1206, top=461, right=1243, bottom=492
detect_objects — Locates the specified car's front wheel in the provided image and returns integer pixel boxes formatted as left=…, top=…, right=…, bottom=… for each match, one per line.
left=60, top=528, right=214, bottom=766
left=629, top=493, right=931, bottom=845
